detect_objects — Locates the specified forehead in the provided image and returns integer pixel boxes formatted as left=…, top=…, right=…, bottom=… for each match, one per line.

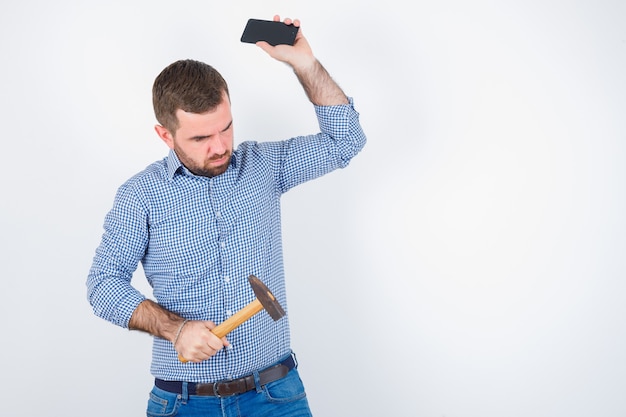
left=174, top=98, right=232, bottom=136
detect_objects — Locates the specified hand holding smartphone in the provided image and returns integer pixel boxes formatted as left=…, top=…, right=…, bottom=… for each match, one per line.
left=240, top=18, right=298, bottom=46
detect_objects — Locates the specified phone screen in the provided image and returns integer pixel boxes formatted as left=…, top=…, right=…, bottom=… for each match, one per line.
left=240, top=19, right=298, bottom=46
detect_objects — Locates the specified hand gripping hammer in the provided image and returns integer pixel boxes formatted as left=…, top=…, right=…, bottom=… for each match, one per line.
left=178, top=275, right=285, bottom=362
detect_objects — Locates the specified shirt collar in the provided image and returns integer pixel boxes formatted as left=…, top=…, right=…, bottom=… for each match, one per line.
left=166, top=149, right=183, bottom=180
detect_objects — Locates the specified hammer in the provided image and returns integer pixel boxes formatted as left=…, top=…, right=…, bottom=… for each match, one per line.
left=178, top=275, right=285, bottom=362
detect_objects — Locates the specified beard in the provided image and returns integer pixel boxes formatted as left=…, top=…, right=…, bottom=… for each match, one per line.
left=174, top=145, right=232, bottom=178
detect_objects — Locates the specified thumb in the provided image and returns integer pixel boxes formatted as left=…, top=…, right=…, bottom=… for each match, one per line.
left=256, top=41, right=274, bottom=55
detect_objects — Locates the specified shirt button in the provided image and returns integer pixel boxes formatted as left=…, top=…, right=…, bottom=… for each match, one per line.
left=220, top=242, right=226, bottom=248
left=215, top=211, right=221, bottom=218
left=224, top=276, right=230, bottom=283
left=226, top=310, right=233, bottom=316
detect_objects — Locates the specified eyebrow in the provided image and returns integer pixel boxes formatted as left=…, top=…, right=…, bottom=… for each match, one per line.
left=188, top=120, right=233, bottom=141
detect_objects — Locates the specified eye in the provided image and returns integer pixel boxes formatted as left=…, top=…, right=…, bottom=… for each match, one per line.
left=222, top=121, right=233, bottom=133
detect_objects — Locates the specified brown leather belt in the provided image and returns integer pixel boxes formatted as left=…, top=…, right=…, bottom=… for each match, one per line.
left=155, top=354, right=296, bottom=397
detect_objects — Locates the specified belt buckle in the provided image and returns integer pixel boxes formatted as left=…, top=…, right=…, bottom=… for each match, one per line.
left=213, top=380, right=238, bottom=398
left=213, top=381, right=224, bottom=398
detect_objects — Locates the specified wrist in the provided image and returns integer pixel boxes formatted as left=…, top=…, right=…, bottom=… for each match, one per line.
left=172, top=319, right=189, bottom=347
left=291, top=55, right=318, bottom=74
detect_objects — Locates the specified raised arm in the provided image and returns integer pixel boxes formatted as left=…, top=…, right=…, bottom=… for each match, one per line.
left=256, top=15, right=349, bottom=106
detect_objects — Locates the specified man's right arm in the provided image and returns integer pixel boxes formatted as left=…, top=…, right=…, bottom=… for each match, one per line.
left=128, top=299, right=183, bottom=341
left=129, top=299, right=228, bottom=362
left=86, top=183, right=149, bottom=328
left=87, top=182, right=226, bottom=362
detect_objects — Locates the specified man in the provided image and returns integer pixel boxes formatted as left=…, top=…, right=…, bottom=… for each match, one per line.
left=87, top=15, right=366, bottom=417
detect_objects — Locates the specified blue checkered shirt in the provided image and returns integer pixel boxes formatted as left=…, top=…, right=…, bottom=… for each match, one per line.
left=87, top=98, right=366, bottom=382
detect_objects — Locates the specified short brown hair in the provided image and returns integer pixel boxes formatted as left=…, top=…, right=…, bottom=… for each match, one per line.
left=152, top=59, right=229, bottom=133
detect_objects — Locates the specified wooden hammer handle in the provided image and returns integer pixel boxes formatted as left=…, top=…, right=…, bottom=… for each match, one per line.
left=211, top=298, right=263, bottom=338
left=177, top=298, right=263, bottom=363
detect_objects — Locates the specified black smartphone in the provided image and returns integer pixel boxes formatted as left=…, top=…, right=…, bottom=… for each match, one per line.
left=240, top=19, right=298, bottom=46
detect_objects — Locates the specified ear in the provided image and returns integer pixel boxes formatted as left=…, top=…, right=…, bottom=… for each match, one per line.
left=154, top=124, right=175, bottom=149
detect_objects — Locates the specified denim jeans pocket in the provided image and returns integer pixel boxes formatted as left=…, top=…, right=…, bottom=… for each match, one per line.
left=262, top=369, right=308, bottom=404
left=146, top=386, right=181, bottom=417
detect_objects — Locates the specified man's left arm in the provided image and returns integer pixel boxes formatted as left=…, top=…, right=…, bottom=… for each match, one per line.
left=256, top=16, right=350, bottom=106
left=256, top=16, right=366, bottom=191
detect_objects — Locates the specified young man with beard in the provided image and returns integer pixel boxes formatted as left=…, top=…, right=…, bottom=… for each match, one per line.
left=87, top=15, right=366, bottom=417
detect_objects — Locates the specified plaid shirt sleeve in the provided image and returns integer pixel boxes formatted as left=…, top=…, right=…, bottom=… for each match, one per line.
left=262, top=97, right=367, bottom=194
left=86, top=181, right=149, bottom=328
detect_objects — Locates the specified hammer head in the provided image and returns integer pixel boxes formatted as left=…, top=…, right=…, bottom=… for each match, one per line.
left=248, top=275, right=286, bottom=321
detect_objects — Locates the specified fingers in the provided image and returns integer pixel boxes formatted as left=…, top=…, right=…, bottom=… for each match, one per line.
left=176, top=320, right=228, bottom=363
left=180, top=342, right=222, bottom=363
left=273, top=14, right=301, bottom=27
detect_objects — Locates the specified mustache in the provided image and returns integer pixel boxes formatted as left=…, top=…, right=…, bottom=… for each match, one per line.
left=208, top=151, right=231, bottom=162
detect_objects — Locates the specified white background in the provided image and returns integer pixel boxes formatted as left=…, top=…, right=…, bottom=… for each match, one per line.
left=1, top=1, right=625, bottom=416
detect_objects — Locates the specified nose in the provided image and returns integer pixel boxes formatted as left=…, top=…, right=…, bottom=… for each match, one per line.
left=209, top=134, right=228, bottom=157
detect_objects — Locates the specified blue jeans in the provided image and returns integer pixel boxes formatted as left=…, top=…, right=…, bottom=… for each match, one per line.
left=146, top=367, right=312, bottom=417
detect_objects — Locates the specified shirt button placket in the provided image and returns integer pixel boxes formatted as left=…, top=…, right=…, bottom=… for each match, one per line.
left=211, top=178, right=230, bottom=337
